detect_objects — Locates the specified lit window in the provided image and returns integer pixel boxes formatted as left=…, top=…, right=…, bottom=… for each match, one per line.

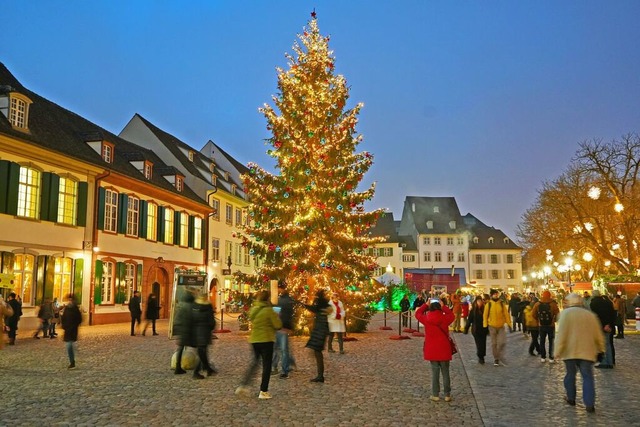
left=9, top=96, right=30, bottom=129
left=180, top=212, right=189, bottom=246
left=164, top=208, right=174, bottom=243
left=13, top=253, right=35, bottom=305
left=17, top=166, right=40, bottom=219
left=225, top=204, right=233, bottom=225
left=53, top=257, right=73, bottom=302
left=126, top=197, right=140, bottom=237
left=193, top=217, right=202, bottom=249
left=57, top=177, right=77, bottom=225
left=146, top=202, right=157, bottom=241
left=124, top=263, right=136, bottom=302
left=104, top=189, right=118, bottom=232
left=211, top=238, right=220, bottom=262
left=101, top=260, right=114, bottom=304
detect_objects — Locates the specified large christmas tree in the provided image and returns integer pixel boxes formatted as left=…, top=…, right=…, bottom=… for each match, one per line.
left=238, top=12, right=384, bottom=331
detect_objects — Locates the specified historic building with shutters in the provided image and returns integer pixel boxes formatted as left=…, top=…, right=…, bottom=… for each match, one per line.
left=0, top=63, right=209, bottom=327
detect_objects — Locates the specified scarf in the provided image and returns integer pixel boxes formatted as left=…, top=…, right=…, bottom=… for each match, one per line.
left=334, top=301, right=341, bottom=320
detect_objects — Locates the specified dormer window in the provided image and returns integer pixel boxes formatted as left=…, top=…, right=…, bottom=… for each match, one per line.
left=211, top=174, right=217, bottom=186
left=143, top=161, right=153, bottom=179
left=473, top=237, right=479, bottom=244
left=231, top=184, right=237, bottom=195
left=176, top=176, right=183, bottom=192
left=210, top=162, right=215, bottom=173
left=188, top=151, right=195, bottom=162
left=102, top=142, right=114, bottom=163
left=503, top=237, right=510, bottom=244
left=0, top=92, right=33, bottom=131
left=224, top=171, right=230, bottom=180
left=433, top=206, right=439, bottom=213
left=488, top=237, right=495, bottom=244
left=449, top=221, right=456, bottom=229
left=426, top=220, right=433, bottom=229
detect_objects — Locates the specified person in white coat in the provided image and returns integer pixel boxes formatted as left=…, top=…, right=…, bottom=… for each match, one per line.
left=328, top=292, right=346, bottom=354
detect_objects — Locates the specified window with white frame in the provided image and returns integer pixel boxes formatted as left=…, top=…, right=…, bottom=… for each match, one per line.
left=225, top=204, right=233, bottom=225
left=488, top=237, right=494, bottom=244
left=9, top=96, right=30, bottom=128
left=57, top=177, right=77, bottom=225
left=403, top=254, right=415, bottom=262
left=433, top=206, right=439, bottom=213
left=101, top=260, right=114, bottom=304
left=506, top=254, right=514, bottom=263
left=235, top=208, right=242, bottom=226
left=244, top=246, right=250, bottom=266
left=102, top=143, right=113, bottom=163
left=13, top=253, right=35, bottom=305
left=211, top=238, right=220, bottom=262
left=434, top=237, right=441, bottom=245
left=193, top=217, right=202, bottom=249
left=125, top=263, right=136, bottom=301
left=457, top=252, right=465, bottom=262
left=164, top=207, right=174, bottom=243
left=53, top=257, right=73, bottom=302
left=491, top=269, right=500, bottom=279
left=475, top=270, right=484, bottom=280
left=180, top=212, right=189, bottom=246
left=423, top=237, right=430, bottom=245
left=104, top=189, right=118, bottom=232
left=424, top=252, right=431, bottom=262
left=144, top=162, right=153, bottom=179
left=447, top=252, right=454, bottom=262
left=435, top=252, right=442, bottom=262
left=146, top=202, right=157, bottom=241
left=447, top=237, right=454, bottom=245
left=474, top=254, right=483, bottom=264
left=457, top=237, right=464, bottom=245
left=506, top=269, right=515, bottom=279
left=176, top=176, right=183, bottom=192
left=427, top=221, right=433, bottom=229
left=235, top=243, right=243, bottom=265
left=126, top=196, right=140, bottom=237
left=17, top=166, right=40, bottom=219
left=473, top=237, right=479, bottom=243
left=225, top=240, right=233, bottom=265
left=188, top=151, right=194, bottom=162
left=211, top=197, right=220, bottom=221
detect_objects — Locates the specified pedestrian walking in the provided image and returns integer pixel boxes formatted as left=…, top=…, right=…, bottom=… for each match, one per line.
left=464, top=295, right=488, bottom=364
left=142, top=292, right=160, bottom=336
left=304, top=288, right=332, bottom=383
left=523, top=295, right=541, bottom=356
left=173, top=291, right=196, bottom=375
left=191, top=292, right=217, bottom=379
left=272, top=281, right=296, bottom=378
left=128, top=290, right=142, bottom=336
left=400, top=295, right=411, bottom=327
left=0, top=295, right=15, bottom=350
left=327, top=292, right=346, bottom=354
left=61, top=293, right=82, bottom=369
left=415, top=297, right=455, bottom=402
left=34, top=297, right=54, bottom=339
left=532, top=290, right=559, bottom=363
left=235, top=290, right=282, bottom=399
left=555, top=293, right=605, bottom=414
left=451, top=291, right=462, bottom=332
left=508, top=293, right=522, bottom=332
left=49, top=297, right=61, bottom=338
left=483, top=289, right=511, bottom=366
left=589, top=290, right=616, bottom=369
left=6, top=292, right=22, bottom=346
left=612, top=293, right=627, bottom=339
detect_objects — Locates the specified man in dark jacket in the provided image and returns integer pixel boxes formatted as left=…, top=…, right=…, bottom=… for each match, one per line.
left=173, top=291, right=195, bottom=374
left=590, top=290, right=616, bottom=368
left=6, top=292, right=22, bottom=345
left=128, top=291, right=142, bottom=336
left=273, top=281, right=296, bottom=378
left=61, top=294, right=82, bottom=369
left=191, top=293, right=216, bottom=379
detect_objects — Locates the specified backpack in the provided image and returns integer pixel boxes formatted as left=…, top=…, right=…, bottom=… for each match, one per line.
left=537, top=302, right=553, bottom=326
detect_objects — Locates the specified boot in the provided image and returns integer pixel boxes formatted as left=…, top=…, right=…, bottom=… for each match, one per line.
left=9, top=338, right=15, bottom=345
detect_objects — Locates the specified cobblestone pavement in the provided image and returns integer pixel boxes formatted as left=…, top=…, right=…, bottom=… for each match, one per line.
left=1, top=314, right=638, bottom=426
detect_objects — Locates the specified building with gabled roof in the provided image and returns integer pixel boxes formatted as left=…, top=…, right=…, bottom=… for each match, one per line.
left=0, top=63, right=209, bottom=327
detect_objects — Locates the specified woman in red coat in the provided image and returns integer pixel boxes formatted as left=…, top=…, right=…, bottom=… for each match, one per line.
left=415, top=299, right=455, bottom=402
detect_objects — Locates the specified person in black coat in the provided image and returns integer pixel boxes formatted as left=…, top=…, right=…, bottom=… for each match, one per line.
left=61, top=294, right=82, bottom=369
left=590, top=290, right=616, bottom=368
left=464, top=295, right=489, bottom=364
left=173, top=291, right=195, bottom=374
left=304, top=288, right=332, bottom=383
left=142, top=292, right=160, bottom=336
left=191, top=293, right=217, bottom=379
left=6, top=292, right=22, bottom=345
left=128, top=291, right=142, bottom=336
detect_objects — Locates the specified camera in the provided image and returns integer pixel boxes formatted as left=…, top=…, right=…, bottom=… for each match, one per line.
left=430, top=298, right=440, bottom=304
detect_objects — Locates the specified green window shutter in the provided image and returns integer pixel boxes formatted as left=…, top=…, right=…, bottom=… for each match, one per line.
left=73, top=258, right=84, bottom=301
left=118, top=194, right=128, bottom=234
left=5, top=162, right=20, bottom=216
left=39, top=172, right=52, bottom=221
left=139, top=200, right=148, bottom=239
left=94, top=260, right=103, bottom=305
left=0, top=160, right=10, bottom=213
left=76, top=182, right=88, bottom=226
left=115, top=262, right=126, bottom=303
left=48, top=174, right=60, bottom=222
left=174, top=210, right=180, bottom=245
left=97, top=187, right=106, bottom=231
left=188, top=215, right=195, bottom=247
left=35, top=255, right=55, bottom=305
left=157, top=206, right=165, bottom=242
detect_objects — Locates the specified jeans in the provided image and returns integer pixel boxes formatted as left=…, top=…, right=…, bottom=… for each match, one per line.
left=430, top=361, right=451, bottom=397
left=242, top=342, right=274, bottom=392
left=488, top=326, right=506, bottom=361
left=563, top=359, right=595, bottom=407
left=66, top=341, right=76, bottom=364
left=272, top=330, right=294, bottom=374
left=602, top=331, right=613, bottom=366
left=539, top=327, right=555, bottom=359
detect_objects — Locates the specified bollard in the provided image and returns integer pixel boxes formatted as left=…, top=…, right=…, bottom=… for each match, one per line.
left=636, top=307, right=640, bottom=331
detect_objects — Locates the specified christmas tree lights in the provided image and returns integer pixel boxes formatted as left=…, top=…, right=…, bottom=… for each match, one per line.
left=235, top=12, right=385, bottom=332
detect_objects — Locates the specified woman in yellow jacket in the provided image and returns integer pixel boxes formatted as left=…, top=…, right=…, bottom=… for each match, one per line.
left=524, top=297, right=540, bottom=356
left=483, top=290, right=511, bottom=366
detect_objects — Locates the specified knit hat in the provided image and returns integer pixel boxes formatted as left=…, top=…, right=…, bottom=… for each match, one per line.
left=565, top=293, right=583, bottom=307
left=591, top=289, right=601, bottom=297
left=541, top=290, right=552, bottom=302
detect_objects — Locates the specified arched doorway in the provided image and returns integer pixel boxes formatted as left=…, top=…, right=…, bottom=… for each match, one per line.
left=148, top=265, right=170, bottom=319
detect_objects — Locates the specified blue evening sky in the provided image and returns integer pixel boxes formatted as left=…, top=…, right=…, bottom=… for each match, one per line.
left=3, top=1, right=640, bottom=239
